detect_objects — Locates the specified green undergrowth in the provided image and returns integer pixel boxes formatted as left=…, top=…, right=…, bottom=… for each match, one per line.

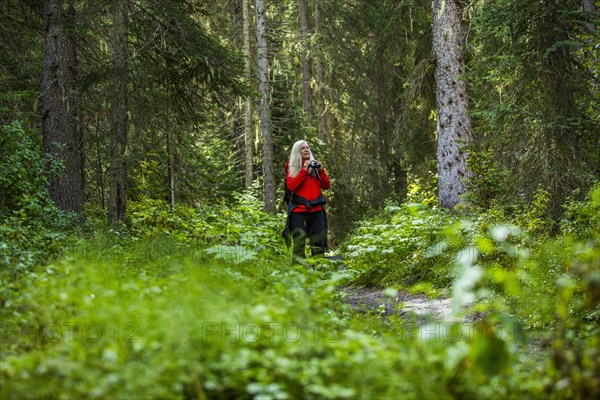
left=0, top=233, right=575, bottom=400
left=341, top=185, right=600, bottom=329
left=0, top=122, right=77, bottom=271
left=342, top=202, right=458, bottom=289
left=339, top=185, right=600, bottom=398
left=125, top=191, right=287, bottom=258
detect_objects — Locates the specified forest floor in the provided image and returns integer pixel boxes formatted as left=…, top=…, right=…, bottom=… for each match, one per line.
left=341, top=286, right=461, bottom=321
left=328, top=256, right=548, bottom=358
left=341, top=285, right=549, bottom=361
left=330, top=254, right=466, bottom=322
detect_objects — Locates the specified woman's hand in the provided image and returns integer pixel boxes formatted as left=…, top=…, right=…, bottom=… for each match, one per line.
left=303, top=160, right=312, bottom=171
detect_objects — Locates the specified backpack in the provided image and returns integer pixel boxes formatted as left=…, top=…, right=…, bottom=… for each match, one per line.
left=283, top=176, right=292, bottom=205
left=283, top=161, right=292, bottom=205
left=282, top=163, right=292, bottom=247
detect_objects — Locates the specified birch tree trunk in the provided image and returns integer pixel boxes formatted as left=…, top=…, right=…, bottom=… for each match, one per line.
left=314, top=0, right=327, bottom=141
left=298, top=0, right=313, bottom=118
left=255, top=0, right=275, bottom=213
left=108, top=0, right=129, bottom=227
left=41, top=0, right=84, bottom=215
left=432, top=0, right=472, bottom=209
left=243, top=0, right=254, bottom=188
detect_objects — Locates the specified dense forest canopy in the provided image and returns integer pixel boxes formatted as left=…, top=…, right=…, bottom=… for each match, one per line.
left=1, top=0, right=599, bottom=399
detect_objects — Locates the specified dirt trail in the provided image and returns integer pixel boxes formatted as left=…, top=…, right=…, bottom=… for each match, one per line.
left=341, top=286, right=477, bottom=322
left=330, top=256, right=476, bottom=322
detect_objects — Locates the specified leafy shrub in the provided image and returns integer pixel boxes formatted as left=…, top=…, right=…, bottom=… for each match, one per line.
left=127, top=190, right=287, bottom=259
left=405, top=172, right=437, bottom=206
left=560, top=182, right=600, bottom=238
left=512, top=187, right=554, bottom=236
left=342, top=202, right=458, bottom=288
left=464, top=147, right=510, bottom=209
left=453, top=198, right=600, bottom=398
left=0, top=121, right=73, bottom=272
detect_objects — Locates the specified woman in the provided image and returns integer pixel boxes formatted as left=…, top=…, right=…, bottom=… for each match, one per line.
left=284, top=140, right=331, bottom=262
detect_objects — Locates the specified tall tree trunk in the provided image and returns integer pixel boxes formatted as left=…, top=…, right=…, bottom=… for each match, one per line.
left=582, top=0, right=598, bottom=97
left=228, top=0, right=247, bottom=186
left=582, top=0, right=596, bottom=34
left=583, top=0, right=598, bottom=153
left=375, top=45, right=390, bottom=196
left=432, top=0, right=472, bottom=209
left=41, top=0, right=83, bottom=215
left=79, top=102, right=87, bottom=203
left=243, top=0, right=254, bottom=188
left=94, top=115, right=106, bottom=211
left=298, top=0, right=313, bottom=119
left=314, top=0, right=327, bottom=141
left=255, top=0, right=275, bottom=213
left=166, top=129, right=175, bottom=212
left=108, top=0, right=129, bottom=227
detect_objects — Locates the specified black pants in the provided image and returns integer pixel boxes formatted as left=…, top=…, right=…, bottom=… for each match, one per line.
left=289, top=210, right=327, bottom=260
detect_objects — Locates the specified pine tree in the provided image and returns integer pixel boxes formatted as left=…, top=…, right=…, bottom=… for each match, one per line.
left=41, top=0, right=84, bottom=215
left=432, top=0, right=472, bottom=209
left=255, top=0, right=275, bottom=213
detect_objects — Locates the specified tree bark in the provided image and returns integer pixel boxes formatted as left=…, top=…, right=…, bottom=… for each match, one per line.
left=108, top=0, right=129, bottom=227
left=298, top=0, right=313, bottom=118
left=314, top=0, right=327, bottom=141
left=166, top=129, right=175, bottom=212
left=41, top=0, right=84, bottom=215
left=94, top=115, right=106, bottom=211
left=582, top=0, right=598, bottom=98
left=582, top=0, right=596, bottom=34
left=375, top=44, right=390, bottom=196
left=243, top=0, right=254, bottom=188
left=255, top=0, right=275, bottom=213
left=432, top=0, right=472, bottom=209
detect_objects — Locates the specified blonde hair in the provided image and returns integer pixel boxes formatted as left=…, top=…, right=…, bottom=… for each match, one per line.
left=288, top=140, right=314, bottom=177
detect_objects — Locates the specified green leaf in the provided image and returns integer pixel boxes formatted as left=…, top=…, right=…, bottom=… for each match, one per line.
left=470, top=326, right=507, bottom=378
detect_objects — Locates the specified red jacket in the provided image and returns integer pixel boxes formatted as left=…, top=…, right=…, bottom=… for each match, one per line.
left=285, top=160, right=331, bottom=213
